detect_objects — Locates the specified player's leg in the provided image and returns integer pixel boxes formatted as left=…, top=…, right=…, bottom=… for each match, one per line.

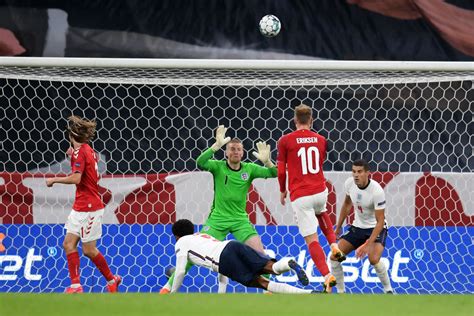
left=313, top=189, right=346, bottom=262
left=249, top=276, right=313, bottom=294
left=63, top=210, right=85, bottom=293
left=219, top=241, right=312, bottom=294
left=81, top=209, right=121, bottom=293
left=63, top=232, right=82, bottom=293
left=261, top=257, right=309, bottom=286
left=330, top=226, right=364, bottom=293
left=233, top=222, right=272, bottom=283
left=367, top=228, right=393, bottom=293
left=232, top=221, right=265, bottom=254
left=329, top=238, right=356, bottom=293
left=292, top=195, right=335, bottom=292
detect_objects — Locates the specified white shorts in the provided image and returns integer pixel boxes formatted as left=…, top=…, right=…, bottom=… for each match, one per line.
left=290, top=189, right=328, bottom=237
left=65, top=209, right=104, bottom=243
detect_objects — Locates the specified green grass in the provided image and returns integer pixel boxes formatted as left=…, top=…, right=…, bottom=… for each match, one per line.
left=1, top=293, right=472, bottom=316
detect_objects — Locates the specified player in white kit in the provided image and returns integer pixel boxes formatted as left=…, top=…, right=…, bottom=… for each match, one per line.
left=170, top=219, right=317, bottom=294
left=330, top=159, right=393, bottom=294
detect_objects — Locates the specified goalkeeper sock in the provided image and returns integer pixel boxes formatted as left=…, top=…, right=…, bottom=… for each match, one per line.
left=267, top=281, right=312, bottom=294
left=308, top=241, right=330, bottom=276
left=373, top=261, right=393, bottom=293
left=272, top=258, right=291, bottom=274
left=166, top=261, right=194, bottom=287
left=316, top=212, right=337, bottom=244
left=91, top=252, right=114, bottom=281
left=330, top=259, right=345, bottom=293
left=66, top=251, right=81, bottom=285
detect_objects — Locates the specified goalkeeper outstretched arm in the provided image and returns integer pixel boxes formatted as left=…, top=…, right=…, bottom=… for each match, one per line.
left=252, top=141, right=275, bottom=168
left=196, top=125, right=231, bottom=170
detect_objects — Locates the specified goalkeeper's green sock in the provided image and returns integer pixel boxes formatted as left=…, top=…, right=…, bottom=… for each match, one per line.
left=163, top=261, right=194, bottom=289
left=262, top=273, right=271, bottom=280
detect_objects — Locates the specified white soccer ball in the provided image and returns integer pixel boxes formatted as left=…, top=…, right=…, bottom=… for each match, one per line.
left=259, top=15, right=281, bottom=37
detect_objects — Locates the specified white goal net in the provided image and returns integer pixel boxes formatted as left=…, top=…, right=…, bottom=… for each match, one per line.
left=0, top=58, right=472, bottom=293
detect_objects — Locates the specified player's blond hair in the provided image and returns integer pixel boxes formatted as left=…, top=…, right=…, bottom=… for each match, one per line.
left=294, top=104, right=312, bottom=125
left=228, top=138, right=242, bottom=145
left=67, top=115, right=97, bottom=143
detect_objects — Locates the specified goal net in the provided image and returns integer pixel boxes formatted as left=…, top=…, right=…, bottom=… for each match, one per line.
left=0, top=58, right=472, bottom=293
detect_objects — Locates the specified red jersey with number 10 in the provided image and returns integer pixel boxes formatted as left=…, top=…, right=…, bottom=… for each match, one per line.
left=71, top=144, right=104, bottom=212
left=277, top=129, right=327, bottom=201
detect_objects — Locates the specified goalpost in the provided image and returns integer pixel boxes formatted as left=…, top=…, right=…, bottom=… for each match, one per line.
left=0, top=58, right=472, bottom=293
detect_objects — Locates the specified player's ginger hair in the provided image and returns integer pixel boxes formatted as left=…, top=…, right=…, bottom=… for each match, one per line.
left=67, top=115, right=97, bottom=143
left=294, top=104, right=312, bottom=125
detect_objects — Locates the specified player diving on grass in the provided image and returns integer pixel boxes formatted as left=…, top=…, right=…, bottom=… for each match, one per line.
left=45, top=115, right=121, bottom=293
left=170, top=219, right=314, bottom=294
left=330, top=159, right=393, bottom=294
left=160, top=126, right=277, bottom=293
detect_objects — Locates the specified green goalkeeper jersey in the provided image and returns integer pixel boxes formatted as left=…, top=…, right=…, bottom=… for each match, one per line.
left=196, top=148, right=277, bottom=227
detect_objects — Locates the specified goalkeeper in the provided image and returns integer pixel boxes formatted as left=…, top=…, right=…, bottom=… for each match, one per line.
left=161, top=125, right=277, bottom=293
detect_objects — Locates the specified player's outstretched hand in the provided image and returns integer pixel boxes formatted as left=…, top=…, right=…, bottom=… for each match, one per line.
left=211, top=125, right=231, bottom=151
left=252, top=141, right=271, bottom=164
left=46, top=178, right=55, bottom=187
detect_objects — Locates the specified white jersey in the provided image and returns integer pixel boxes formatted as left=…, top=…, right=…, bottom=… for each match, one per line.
left=174, top=233, right=230, bottom=272
left=171, top=233, right=231, bottom=293
left=344, top=178, right=387, bottom=229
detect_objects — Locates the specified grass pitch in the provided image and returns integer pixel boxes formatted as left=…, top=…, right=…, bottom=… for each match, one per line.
left=1, top=293, right=472, bottom=316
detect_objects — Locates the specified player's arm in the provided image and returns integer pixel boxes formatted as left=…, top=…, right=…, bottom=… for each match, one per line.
left=355, top=209, right=385, bottom=259
left=170, top=251, right=188, bottom=293
left=252, top=141, right=275, bottom=168
left=335, top=194, right=352, bottom=237
left=217, top=273, right=228, bottom=294
left=196, top=148, right=217, bottom=171
left=46, top=172, right=81, bottom=187
left=196, top=125, right=230, bottom=170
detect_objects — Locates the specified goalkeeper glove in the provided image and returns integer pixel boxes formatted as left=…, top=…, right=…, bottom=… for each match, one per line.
left=211, top=125, right=231, bottom=151
left=252, top=141, right=274, bottom=168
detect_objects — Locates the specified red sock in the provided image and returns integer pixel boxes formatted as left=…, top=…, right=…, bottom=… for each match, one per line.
left=317, top=212, right=337, bottom=244
left=91, top=252, right=114, bottom=281
left=308, top=241, right=330, bottom=276
left=66, top=251, right=81, bottom=285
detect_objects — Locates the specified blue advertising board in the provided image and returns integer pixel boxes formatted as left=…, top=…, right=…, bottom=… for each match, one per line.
left=0, top=225, right=472, bottom=293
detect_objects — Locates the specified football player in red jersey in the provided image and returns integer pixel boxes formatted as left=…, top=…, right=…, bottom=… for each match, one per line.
left=46, top=116, right=121, bottom=293
left=277, top=104, right=345, bottom=293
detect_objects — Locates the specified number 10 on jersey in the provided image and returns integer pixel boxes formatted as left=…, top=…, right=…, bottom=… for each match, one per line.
left=297, top=146, right=320, bottom=175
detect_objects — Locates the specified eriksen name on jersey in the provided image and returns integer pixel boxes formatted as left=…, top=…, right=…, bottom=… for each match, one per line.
left=296, top=137, right=318, bottom=144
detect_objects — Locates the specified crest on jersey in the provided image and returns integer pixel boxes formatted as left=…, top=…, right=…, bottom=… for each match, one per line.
left=75, top=162, right=81, bottom=167
left=357, top=193, right=362, bottom=201
left=241, top=173, right=249, bottom=181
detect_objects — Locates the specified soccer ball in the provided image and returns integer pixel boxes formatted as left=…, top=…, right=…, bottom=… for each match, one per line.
left=259, top=15, right=281, bottom=37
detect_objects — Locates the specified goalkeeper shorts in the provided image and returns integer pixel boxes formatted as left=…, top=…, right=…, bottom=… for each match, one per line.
left=201, top=219, right=258, bottom=242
